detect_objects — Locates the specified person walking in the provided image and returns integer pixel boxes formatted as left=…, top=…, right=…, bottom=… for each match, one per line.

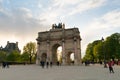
left=50, top=61, right=52, bottom=68
left=108, top=60, right=114, bottom=73
left=46, top=61, right=49, bottom=68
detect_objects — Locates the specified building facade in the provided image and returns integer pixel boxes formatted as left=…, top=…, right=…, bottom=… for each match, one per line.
left=0, top=41, right=21, bottom=54
left=36, top=23, right=82, bottom=65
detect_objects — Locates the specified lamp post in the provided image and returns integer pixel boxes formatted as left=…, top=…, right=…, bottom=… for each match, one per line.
left=101, top=37, right=107, bottom=68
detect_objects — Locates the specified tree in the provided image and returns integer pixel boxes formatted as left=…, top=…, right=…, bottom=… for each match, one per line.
left=84, top=43, right=93, bottom=61
left=21, top=52, right=29, bottom=62
left=23, top=42, right=36, bottom=63
left=83, top=33, right=120, bottom=62
left=83, top=40, right=101, bottom=62
left=0, top=51, right=7, bottom=62
left=93, top=42, right=104, bottom=61
left=105, top=33, right=120, bottom=60
left=6, top=50, right=21, bottom=62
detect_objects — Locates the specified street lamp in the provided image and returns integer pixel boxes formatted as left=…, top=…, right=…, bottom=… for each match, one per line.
left=101, top=37, right=107, bottom=68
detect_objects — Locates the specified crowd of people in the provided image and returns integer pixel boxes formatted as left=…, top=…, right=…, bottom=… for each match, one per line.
left=40, top=61, right=62, bottom=68
left=1, top=61, right=9, bottom=68
left=40, top=61, right=53, bottom=68
left=1, top=59, right=120, bottom=74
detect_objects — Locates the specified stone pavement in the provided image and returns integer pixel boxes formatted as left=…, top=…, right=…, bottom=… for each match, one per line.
left=0, top=64, right=120, bottom=80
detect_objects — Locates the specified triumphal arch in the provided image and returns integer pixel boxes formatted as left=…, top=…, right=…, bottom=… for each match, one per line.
left=36, top=23, right=82, bottom=65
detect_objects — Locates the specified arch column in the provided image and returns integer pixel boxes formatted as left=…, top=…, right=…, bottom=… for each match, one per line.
left=62, top=39, right=66, bottom=65
left=47, top=40, right=50, bottom=62
left=74, top=37, right=78, bottom=65
left=77, top=39, right=82, bottom=65
left=36, top=42, right=40, bottom=65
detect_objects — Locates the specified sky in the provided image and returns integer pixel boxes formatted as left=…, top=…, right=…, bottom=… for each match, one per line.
left=0, top=0, right=120, bottom=57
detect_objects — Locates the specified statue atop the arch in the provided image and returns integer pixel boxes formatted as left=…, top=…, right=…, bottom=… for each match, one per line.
left=52, top=23, right=65, bottom=29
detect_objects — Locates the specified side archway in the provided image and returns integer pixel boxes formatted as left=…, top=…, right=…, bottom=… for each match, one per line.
left=66, top=52, right=75, bottom=65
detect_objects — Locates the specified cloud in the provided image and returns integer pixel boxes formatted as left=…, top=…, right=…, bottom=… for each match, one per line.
left=68, top=0, right=106, bottom=15
left=0, top=6, right=48, bottom=50
left=39, top=0, right=106, bottom=24
left=52, top=0, right=80, bottom=7
left=81, top=9, right=120, bottom=56
left=0, top=0, right=3, bottom=12
left=101, top=9, right=120, bottom=28
left=0, top=7, right=47, bottom=34
left=85, top=9, right=120, bottom=32
left=0, top=0, right=2, bottom=2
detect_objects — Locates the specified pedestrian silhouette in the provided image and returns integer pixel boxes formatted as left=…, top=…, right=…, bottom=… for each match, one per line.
left=40, top=61, right=45, bottom=68
left=50, top=61, right=52, bottom=67
left=46, top=62, right=49, bottom=68
left=108, top=60, right=114, bottom=73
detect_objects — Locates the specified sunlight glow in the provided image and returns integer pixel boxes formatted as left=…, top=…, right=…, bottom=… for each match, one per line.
left=57, top=46, right=62, bottom=61
left=70, top=53, right=74, bottom=61
left=9, top=35, right=18, bottom=42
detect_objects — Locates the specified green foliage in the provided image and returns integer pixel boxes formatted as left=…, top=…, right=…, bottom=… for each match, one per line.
left=0, top=42, right=37, bottom=64
left=23, top=42, right=36, bottom=63
left=21, top=52, right=29, bottom=62
left=0, top=51, right=7, bottom=61
left=6, top=50, right=21, bottom=62
left=84, top=40, right=101, bottom=61
left=93, top=42, right=104, bottom=61
left=105, top=33, right=120, bottom=59
left=83, top=33, right=120, bottom=62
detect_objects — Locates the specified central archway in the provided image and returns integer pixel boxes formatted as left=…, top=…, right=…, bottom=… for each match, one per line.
left=52, top=44, right=62, bottom=65
left=57, top=46, right=62, bottom=63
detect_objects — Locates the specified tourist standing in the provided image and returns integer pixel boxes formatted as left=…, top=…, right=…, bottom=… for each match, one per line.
left=50, top=61, right=52, bottom=67
left=108, top=60, right=114, bottom=73
left=40, top=61, right=45, bottom=68
left=46, top=61, right=49, bottom=68
left=2, top=61, right=6, bottom=68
